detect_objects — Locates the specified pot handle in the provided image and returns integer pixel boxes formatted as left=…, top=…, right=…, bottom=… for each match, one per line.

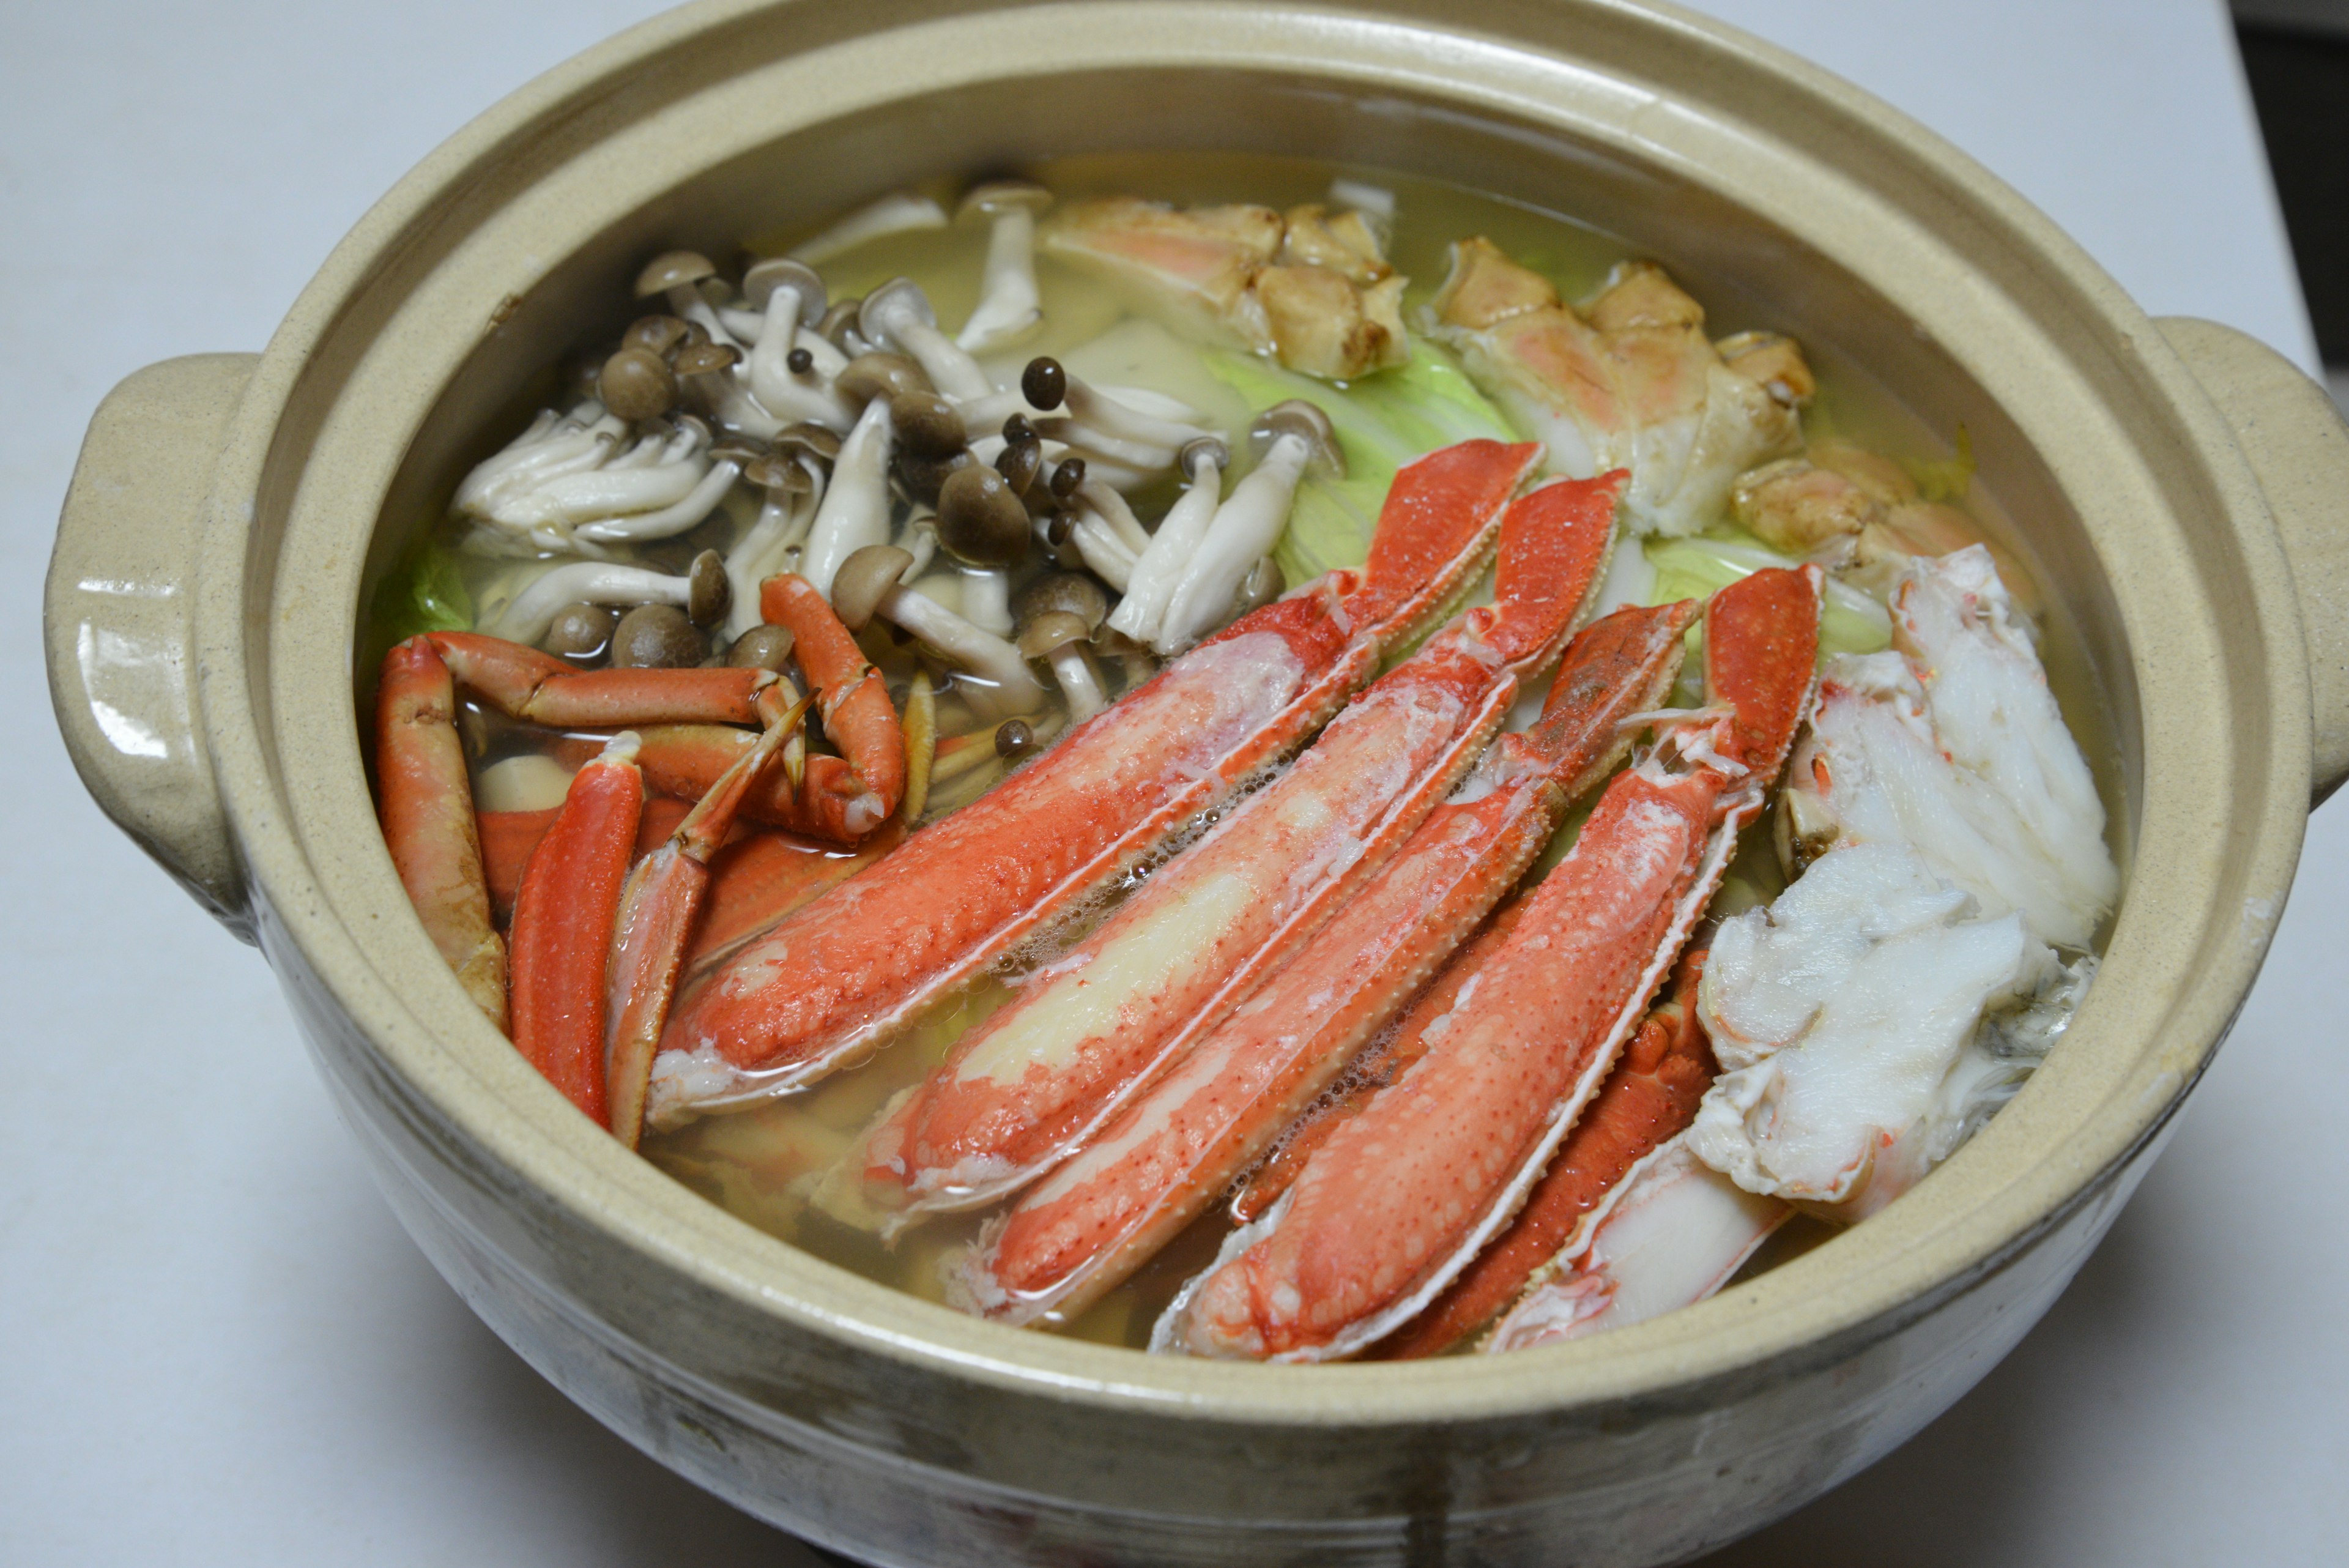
left=2159, top=318, right=2349, bottom=806
left=45, top=354, right=260, bottom=940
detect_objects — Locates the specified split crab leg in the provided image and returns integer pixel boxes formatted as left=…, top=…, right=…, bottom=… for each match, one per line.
left=648, top=438, right=1545, bottom=1126
left=605, top=685, right=815, bottom=1146
left=1376, top=946, right=1719, bottom=1359
left=1157, top=565, right=1821, bottom=1362
left=951, top=596, right=1694, bottom=1328
left=846, top=474, right=1622, bottom=1230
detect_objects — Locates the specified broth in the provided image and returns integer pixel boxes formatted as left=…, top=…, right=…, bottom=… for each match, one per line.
left=366, top=150, right=2120, bottom=1355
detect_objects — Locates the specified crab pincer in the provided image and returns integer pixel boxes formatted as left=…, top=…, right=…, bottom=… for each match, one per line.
left=951, top=592, right=1696, bottom=1327
left=1157, top=565, right=1820, bottom=1361
left=847, top=472, right=1623, bottom=1232
left=650, top=438, right=1543, bottom=1126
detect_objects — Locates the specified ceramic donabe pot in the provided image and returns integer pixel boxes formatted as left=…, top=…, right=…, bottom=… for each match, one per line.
left=43, top=2, right=2349, bottom=1562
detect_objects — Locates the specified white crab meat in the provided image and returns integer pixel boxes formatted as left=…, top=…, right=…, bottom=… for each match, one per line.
left=1691, top=840, right=2066, bottom=1213
left=1428, top=239, right=1807, bottom=536
left=1786, top=546, right=2117, bottom=949
left=1483, top=1136, right=1791, bottom=1353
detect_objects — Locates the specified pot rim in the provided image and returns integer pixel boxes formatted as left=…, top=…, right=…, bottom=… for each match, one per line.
left=187, top=0, right=2313, bottom=1429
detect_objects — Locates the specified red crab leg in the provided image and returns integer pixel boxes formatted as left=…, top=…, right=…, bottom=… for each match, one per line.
left=1160, top=566, right=1819, bottom=1361
left=757, top=573, right=907, bottom=840
left=478, top=797, right=694, bottom=926
left=426, top=630, right=773, bottom=727
left=651, top=439, right=1542, bottom=1123
left=1375, top=946, right=1716, bottom=1359
left=376, top=636, right=507, bottom=1027
left=628, top=723, right=892, bottom=845
left=606, top=688, right=814, bottom=1147
left=685, top=823, right=905, bottom=972
left=508, top=735, right=645, bottom=1123
left=953, top=600, right=1693, bottom=1326
left=849, top=475, right=1621, bottom=1227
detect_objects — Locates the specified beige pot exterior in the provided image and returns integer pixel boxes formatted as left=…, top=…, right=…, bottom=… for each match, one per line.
left=42, top=2, right=2349, bottom=1562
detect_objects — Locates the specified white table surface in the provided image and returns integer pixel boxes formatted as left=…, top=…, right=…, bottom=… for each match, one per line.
left=4, top=2, right=2342, bottom=1562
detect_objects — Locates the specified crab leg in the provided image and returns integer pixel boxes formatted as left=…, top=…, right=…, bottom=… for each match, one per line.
left=508, top=734, right=646, bottom=1123
left=376, top=636, right=507, bottom=1028
left=605, top=688, right=815, bottom=1147
left=478, top=797, right=693, bottom=925
left=648, top=439, right=1543, bottom=1124
left=423, top=630, right=772, bottom=727
left=756, top=573, right=907, bottom=840
left=951, top=600, right=1694, bottom=1326
left=1159, top=566, right=1819, bottom=1361
left=1375, top=947, right=1717, bottom=1359
left=848, top=475, right=1621, bottom=1228
left=1481, top=1135, right=1792, bottom=1353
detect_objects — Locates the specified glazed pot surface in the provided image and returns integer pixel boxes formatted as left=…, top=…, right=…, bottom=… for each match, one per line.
left=41, top=2, right=2349, bottom=1563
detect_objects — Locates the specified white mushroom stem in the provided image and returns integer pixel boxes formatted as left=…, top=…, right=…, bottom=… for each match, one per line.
left=574, top=455, right=742, bottom=543
left=867, top=296, right=995, bottom=401
left=748, top=286, right=855, bottom=431
left=723, top=466, right=828, bottom=637
left=957, top=206, right=1042, bottom=352
left=663, top=283, right=743, bottom=351
left=1042, top=644, right=1109, bottom=724
left=956, top=381, right=1209, bottom=445
left=491, top=562, right=698, bottom=645
left=1073, top=480, right=1154, bottom=555
left=1155, top=431, right=1313, bottom=654
left=1067, top=506, right=1138, bottom=593
left=687, top=366, right=785, bottom=440
left=799, top=396, right=896, bottom=599
left=874, top=585, right=1045, bottom=719
left=1063, top=373, right=1215, bottom=451
left=789, top=192, right=948, bottom=266
left=455, top=404, right=624, bottom=514
left=894, top=513, right=939, bottom=585
left=1107, top=447, right=1225, bottom=646
left=960, top=567, right=1013, bottom=637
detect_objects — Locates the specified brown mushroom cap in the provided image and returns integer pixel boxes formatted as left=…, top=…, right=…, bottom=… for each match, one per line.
left=727, top=623, right=797, bottom=671
left=672, top=340, right=741, bottom=377
left=994, top=718, right=1037, bottom=760
left=1249, top=398, right=1345, bottom=478
left=774, top=422, right=844, bottom=466
left=894, top=448, right=973, bottom=508
left=1017, top=609, right=1093, bottom=661
left=635, top=250, right=717, bottom=299
left=831, top=544, right=915, bottom=631
left=687, top=549, right=731, bottom=626
left=836, top=352, right=933, bottom=405
left=995, top=436, right=1044, bottom=496
left=1011, top=571, right=1111, bottom=632
left=959, top=179, right=1053, bottom=220
left=610, top=603, right=707, bottom=668
left=543, top=603, right=619, bottom=663
left=818, top=297, right=864, bottom=351
left=743, top=451, right=814, bottom=496
left=858, top=277, right=938, bottom=343
left=889, top=390, right=966, bottom=458
left=741, top=257, right=828, bottom=323
left=598, top=347, right=679, bottom=422
left=622, top=314, right=691, bottom=357
left=935, top=465, right=1032, bottom=569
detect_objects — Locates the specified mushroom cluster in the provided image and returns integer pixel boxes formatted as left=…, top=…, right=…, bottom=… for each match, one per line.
left=447, top=176, right=1351, bottom=819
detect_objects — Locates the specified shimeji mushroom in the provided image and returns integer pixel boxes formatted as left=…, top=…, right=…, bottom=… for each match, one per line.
left=492, top=551, right=731, bottom=646
left=788, top=192, right=949, bottom=267
left=798, top=395, right=896, bottom=598
left=830, top=544, right=1045, bottom=719
left=859, top=279, right=995, bottom=401
left=672, top=336, right=783, bottom=440
left=1012, top=573, right=1113, bottom=723
left=933, top=464, right=1031, bottom=636
left=1048, top=503, right=1138, bottom=593
left=1155, top=400, right=1341, bottom=653
left=636, top=251, right=743, bottom=349
left=955, top=181, right=1052, bottom=354
left=1015, top=357, right=1216, bottom=473
left=1105, top=435, right=1228, bottom=646
left=455, top=411, right=741, bottom=554
left=741, top=258, right=853, bottom=431
left=455, top=402, right=628, bottom=532
left=722, top=447, right=826, bottom=637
